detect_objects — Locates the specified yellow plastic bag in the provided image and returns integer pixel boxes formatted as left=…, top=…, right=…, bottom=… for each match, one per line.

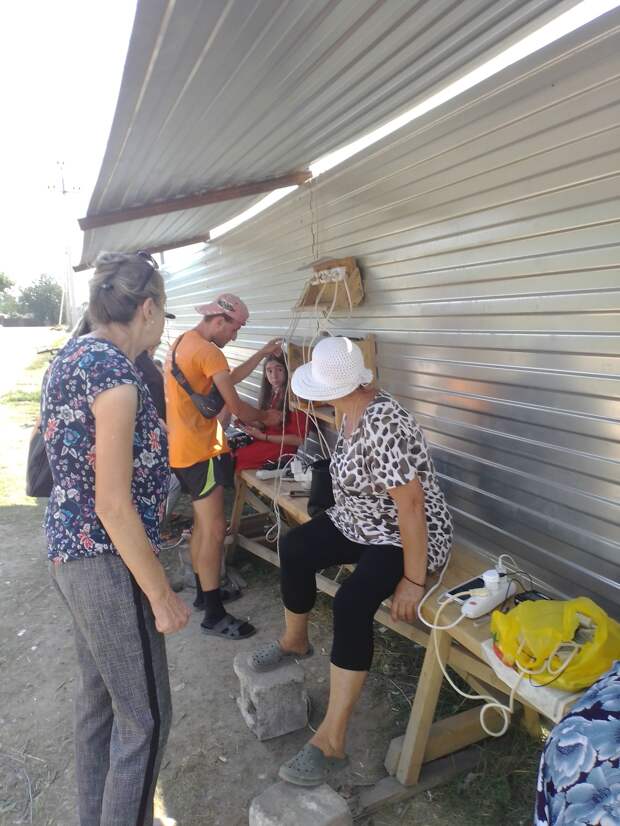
left=490, top=597, right=620, bottom=692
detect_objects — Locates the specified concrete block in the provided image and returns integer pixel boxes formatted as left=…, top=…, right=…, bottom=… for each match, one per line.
left=249, top=782, right=353, bottom=826
left=234, top=652, right=308, bottom=741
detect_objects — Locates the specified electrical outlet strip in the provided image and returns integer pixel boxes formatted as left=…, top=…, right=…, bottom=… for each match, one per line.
left=311, top=266, right=348, bottom=284
left=459, top=568, right=518, bottom=618
left=256, top=468, right=290, bottom=480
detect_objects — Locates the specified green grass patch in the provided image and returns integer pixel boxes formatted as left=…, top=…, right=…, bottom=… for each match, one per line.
left=1, top=390, right=41, bottom=404
left=433, top=725, right=544, bottom=825
left=0, top=332, right=68, bottom=508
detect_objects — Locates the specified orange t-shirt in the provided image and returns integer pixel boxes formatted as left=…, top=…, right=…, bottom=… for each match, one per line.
left=164, top=330, right=230, bottom=468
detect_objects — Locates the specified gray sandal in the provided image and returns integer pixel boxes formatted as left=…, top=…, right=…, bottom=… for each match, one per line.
left=278, top=743, right=349, bottom=787
left=248, top=640, right=314, bottom=672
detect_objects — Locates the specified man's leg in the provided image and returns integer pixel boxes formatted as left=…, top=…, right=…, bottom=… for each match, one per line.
left=193, top=485, right=254, bottom=636
left=192, top=485, right=225, bottom=593
left=189, top=510, right=206, bottom=608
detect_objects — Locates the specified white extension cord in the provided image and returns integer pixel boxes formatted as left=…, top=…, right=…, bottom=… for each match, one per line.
left=415, top=554, right=581, bottom=737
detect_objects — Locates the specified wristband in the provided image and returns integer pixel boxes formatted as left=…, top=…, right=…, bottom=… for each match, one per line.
left=403, top=574, right=426, bottom=588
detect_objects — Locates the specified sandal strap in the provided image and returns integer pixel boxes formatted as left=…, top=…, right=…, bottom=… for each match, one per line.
left=206, top=613, right=252, bottom=636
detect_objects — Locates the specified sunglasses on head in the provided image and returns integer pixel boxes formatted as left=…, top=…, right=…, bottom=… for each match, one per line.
left=135, top=250, right=175, bottom=320
left=136, top=249, right=159, bottom=291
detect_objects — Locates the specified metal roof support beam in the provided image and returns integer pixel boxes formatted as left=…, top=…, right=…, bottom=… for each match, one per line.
left=78, top=170, right=311, bottom=230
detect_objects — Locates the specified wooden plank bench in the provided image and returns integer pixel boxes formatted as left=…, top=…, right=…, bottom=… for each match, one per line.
left=228, top=468, right=551, bottom=809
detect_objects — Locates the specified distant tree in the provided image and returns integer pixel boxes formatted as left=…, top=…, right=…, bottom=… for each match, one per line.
left=0, top=273, right=13, bottom=294
left=0, top=272, right=18, bottom=314
left=18, top=274, right=63, bottom=325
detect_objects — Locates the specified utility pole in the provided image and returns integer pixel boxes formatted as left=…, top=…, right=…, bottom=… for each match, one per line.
left=49, top=161, right=80, bottom=327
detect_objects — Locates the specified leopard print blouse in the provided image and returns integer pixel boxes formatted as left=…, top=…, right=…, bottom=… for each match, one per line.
left=326, top=391, right=453, bottom=571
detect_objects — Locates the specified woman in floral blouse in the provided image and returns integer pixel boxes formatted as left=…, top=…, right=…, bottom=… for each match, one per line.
left=42, top=252, right=189, bottom=826
left=535, top=660, right=620, bottom=825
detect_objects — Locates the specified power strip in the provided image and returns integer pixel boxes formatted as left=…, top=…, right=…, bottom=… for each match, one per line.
left=310, top=266, right=348, bottom=284
left=256, top=468, right=290, bottom=480
left=461, top=571, right=519, bottom=618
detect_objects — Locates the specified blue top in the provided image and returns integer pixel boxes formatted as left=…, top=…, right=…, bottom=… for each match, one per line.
left=41, top=336, right=169, bottom=562
left=535, top=660, right=620, bottom=825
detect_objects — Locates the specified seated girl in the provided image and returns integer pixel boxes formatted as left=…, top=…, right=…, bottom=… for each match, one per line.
left=233, top=354, right=310, bottom=473
left=248, top=336, right=454, bottom=786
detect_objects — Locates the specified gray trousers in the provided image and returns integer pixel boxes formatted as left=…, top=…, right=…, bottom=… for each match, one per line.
left=51, top=553, right=172, bottom=826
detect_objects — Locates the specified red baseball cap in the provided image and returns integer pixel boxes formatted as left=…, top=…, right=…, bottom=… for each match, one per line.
left=195, top=293, right=249, bottom=326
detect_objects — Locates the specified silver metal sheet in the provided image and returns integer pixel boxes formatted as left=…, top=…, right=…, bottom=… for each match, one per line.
left=161, top=11, right=620, bottom=614
left=78, top=0, right=574, bottom=267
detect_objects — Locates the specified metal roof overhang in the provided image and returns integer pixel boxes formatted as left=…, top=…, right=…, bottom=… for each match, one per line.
left=77, top=0, right=575, bottom=270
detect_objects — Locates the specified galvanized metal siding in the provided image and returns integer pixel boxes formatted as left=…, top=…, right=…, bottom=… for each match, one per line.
left=165, top=13, right=620, bottom=615
left=80, top=0, right=574, bottom=267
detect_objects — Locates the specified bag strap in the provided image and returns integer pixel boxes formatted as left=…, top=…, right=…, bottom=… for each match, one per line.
left=170, top=334, right=198, bottom=399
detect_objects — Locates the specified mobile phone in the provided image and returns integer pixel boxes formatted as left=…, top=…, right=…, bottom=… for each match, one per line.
left=444, top=575, right=486, bottom=603
left=514, top=590, right=549, bottom=605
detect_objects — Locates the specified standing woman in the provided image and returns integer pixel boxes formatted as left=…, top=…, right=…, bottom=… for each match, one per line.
left=41, top=252, right=190, bottom=825
left=233, top=354, right=310, bottom=473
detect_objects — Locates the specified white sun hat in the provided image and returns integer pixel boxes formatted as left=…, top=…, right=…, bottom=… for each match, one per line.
left=291, top=336, right=373, bottom=402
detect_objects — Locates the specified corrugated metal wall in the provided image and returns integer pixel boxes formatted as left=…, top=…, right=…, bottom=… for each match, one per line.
left=164, top=12, right=620, bottom=615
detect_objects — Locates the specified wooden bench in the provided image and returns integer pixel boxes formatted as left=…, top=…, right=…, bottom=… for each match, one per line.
left=228, top=469, right=550, bottom=810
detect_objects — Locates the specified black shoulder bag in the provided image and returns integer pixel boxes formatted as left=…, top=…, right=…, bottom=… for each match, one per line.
left=26, top=426, right=53, bottom=497
left=307, top=458, right=335, bottom=518
left=171, top=334, right=226, bottom=419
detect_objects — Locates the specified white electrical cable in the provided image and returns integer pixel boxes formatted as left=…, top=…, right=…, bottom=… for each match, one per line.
left=423, top=587, right=583, bottom=738
left=258, top=257, right=356, bottom=556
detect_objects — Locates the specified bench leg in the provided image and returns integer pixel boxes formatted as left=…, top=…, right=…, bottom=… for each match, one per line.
left=396, top=629, right=452, bottom=786
left=226, top=476, right=247, bottom=564
left=522, top=704, right=541, bottom=738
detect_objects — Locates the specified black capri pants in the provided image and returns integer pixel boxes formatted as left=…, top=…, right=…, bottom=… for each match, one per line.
left=279, top=512, right=405, bottom=671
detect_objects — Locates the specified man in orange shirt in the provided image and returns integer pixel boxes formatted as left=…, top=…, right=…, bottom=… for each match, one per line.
left=165, top=294, right=282, bottom=639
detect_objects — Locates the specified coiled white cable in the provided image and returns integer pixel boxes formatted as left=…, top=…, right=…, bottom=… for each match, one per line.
left=422, top=588, right=582, bottom=738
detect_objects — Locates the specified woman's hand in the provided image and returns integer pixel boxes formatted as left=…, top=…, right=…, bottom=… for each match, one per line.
left=150, top=589, right=191, bottom=635
left=390, top=578, right=425, bottom=624
left=241, top=424, right=265, bottom=440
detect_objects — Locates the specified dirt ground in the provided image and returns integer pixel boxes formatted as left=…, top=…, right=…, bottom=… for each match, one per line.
left=0, top=329, right=541, bottom=826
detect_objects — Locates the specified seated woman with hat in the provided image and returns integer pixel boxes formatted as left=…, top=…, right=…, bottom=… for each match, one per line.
left=248, top=336, right=453, bottom=786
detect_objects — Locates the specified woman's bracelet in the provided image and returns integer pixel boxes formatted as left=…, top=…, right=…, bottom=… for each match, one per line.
left=403, top=574, right=426, bottom=589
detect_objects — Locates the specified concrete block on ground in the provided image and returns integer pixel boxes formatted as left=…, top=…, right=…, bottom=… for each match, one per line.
left=249, top=782, right=353, bottom=826
left=234, top=652, right=308, bottom=741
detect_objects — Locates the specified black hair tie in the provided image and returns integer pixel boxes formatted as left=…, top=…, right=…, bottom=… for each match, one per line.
left=100, top=282, right=114, bottom=291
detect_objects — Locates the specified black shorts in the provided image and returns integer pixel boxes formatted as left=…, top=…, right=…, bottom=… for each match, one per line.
left=172, top=454, right=234, bottom=501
